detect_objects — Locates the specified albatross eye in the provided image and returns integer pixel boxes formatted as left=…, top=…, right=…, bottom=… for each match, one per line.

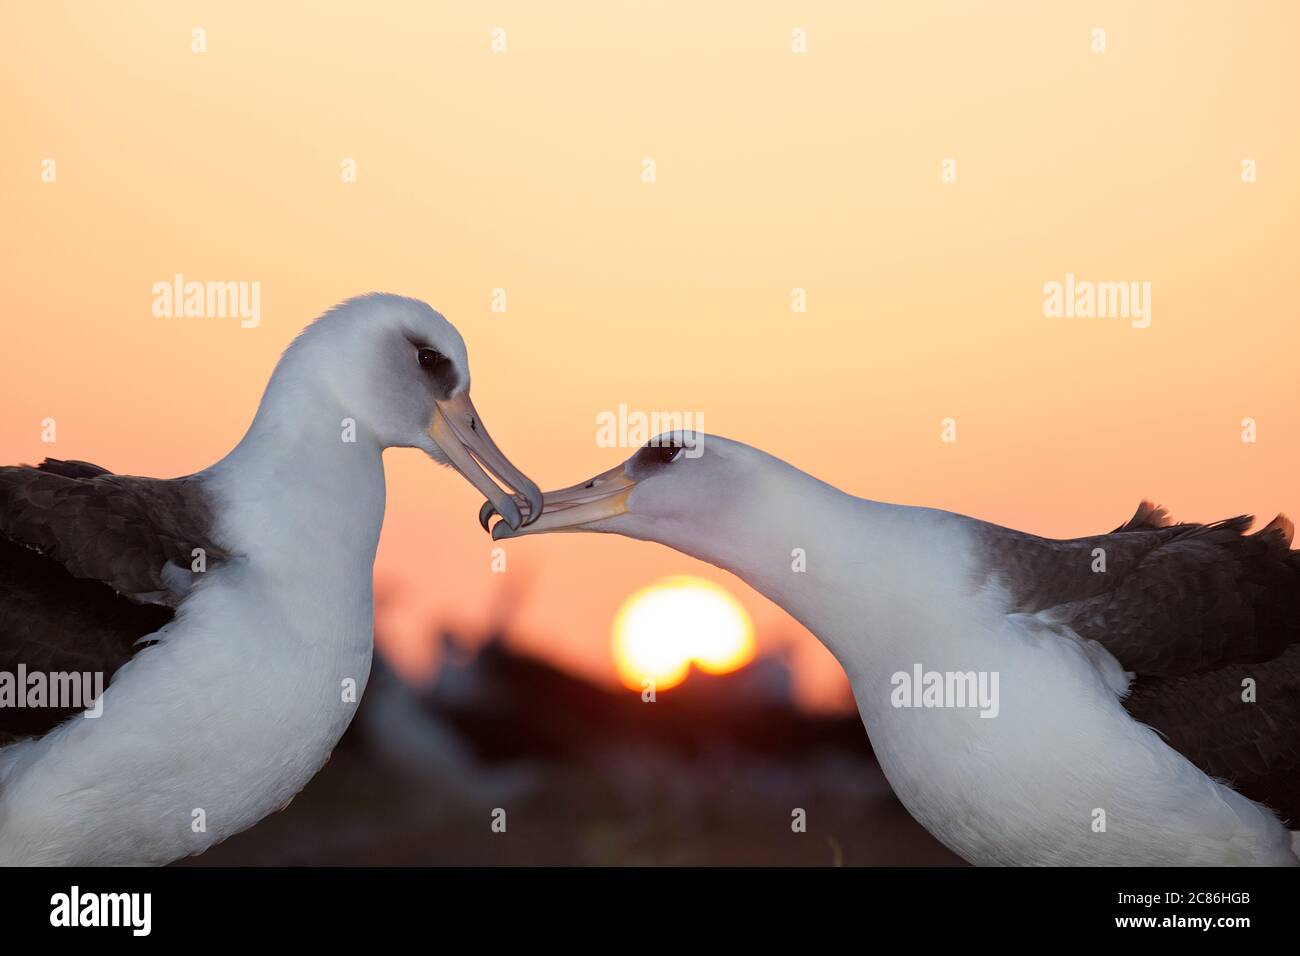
left=415, top=345, right=459, bottom=397
left=417, top=347, right=447, bottom=371
left=643, top=443, right=684, bottom=466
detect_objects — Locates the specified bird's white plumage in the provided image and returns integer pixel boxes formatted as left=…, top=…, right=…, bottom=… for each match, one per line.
left=0, top=295, right=473, bottom=865
left=0, top=356, right=384, bottom=865
left=607, top=438, right=1299, bottom=865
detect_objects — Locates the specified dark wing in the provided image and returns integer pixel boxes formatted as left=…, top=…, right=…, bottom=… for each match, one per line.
left=0, top=459, right=227, bottom=606
left=971, top=501, right=1299, bottom=675
left=0, top=459, right=227, bottom=742
left=971, top=501, right=1300, bottom=822
left=1122, top=644, right=1300, bottom=826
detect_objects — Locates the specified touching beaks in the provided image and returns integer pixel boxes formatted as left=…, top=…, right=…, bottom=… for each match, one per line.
left=484, top=463, right=634, bottom=539
left=429, top=391, right=543, bottom=531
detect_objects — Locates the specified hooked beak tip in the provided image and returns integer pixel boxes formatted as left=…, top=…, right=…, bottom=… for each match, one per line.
left=480, top=489, right=535, bottom=535
left=478, top=499, right=497, bottom=533
left=520, top=483, right=544, bottom=527
left=494, top=496, right=522, bottom=531
left=431, top=391, right=538, bottom=534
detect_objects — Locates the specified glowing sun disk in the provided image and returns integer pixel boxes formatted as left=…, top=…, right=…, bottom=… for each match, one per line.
left=611, top=576, right=756, bottom=691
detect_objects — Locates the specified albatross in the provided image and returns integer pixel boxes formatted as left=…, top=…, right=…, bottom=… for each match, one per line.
left=488, top=432, right=1300, bottom=865
left=0, top=293, right=541, bottom=865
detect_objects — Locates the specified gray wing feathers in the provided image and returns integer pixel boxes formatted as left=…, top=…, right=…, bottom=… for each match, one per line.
left=972, top=502, right=1300, bottom=676
left=0, top=460, right=227, bottom=607
left=972, top=500, right=1300, bottom=821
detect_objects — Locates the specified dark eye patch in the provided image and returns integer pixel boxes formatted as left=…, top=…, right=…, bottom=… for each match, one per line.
left=417, top=346, right=447, bottom=370
left=632, top=440, right=685, bottom=470
left=416, top=346, right=458, bottom=397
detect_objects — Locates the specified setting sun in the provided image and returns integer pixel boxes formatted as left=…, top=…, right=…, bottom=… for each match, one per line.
left=611, top=576, right=756, bottom=691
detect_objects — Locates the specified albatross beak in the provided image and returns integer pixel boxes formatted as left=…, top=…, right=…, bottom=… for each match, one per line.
left=429, top=392, right=543, bottom=531
left=483, top=463, right=634, bottom=539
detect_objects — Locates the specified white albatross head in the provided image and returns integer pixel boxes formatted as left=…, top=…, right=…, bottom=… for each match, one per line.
left=269, top=293, right=542, bottom=529
left=484, top=431, right=773, bottom=548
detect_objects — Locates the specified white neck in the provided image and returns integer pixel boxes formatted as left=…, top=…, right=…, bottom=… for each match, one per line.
left=0, top=355, right=393, bottom=865
left=205, top=353, right=389, bottom=578
left=656, top=458, right=960, bottom=677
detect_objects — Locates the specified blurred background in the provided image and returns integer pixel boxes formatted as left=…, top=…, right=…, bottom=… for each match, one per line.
left=184, top=618, right=961, bottom=865
left=2, top=2, right=1296, bottom=863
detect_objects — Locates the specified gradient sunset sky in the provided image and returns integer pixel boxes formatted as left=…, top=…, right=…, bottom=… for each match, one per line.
left=3, top=2, right=1298, bottom=709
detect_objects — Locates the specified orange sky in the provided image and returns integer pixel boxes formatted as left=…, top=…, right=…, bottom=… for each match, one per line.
left=3, top=2, right=1298, bottom=710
